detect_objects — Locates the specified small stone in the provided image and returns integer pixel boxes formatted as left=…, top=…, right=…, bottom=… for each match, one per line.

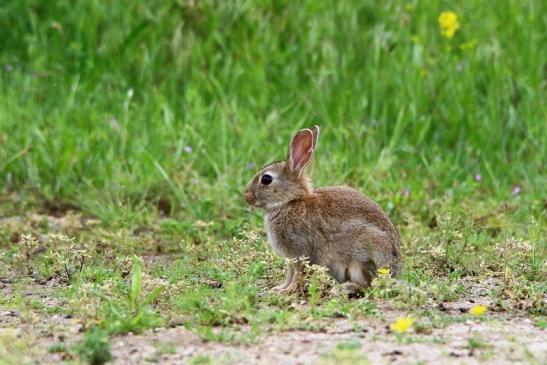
left=383, top=350, right=403, bottom=357
left=168, top=319, right=185, bottom=328
left=61, top=352, right=73, bottom=360
left=331, top=310, right=347, bottom=318
left=200, top=279, right=222, bottom=289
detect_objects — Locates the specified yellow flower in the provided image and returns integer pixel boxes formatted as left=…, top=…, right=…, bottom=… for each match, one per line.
left=469, top=304, right=487, bottom=316
left=390, top=317, right=415, bottom=333
left=438, top=11, right=461, bottom=39
left=378, top=267, right=391, bottom=277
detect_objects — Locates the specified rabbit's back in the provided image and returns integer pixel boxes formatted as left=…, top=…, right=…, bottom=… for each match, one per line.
left=313, top=186, right=399, bottom=242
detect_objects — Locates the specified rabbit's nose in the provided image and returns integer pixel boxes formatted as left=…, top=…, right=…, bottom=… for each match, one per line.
left=244, top=190, right=255, bottom=205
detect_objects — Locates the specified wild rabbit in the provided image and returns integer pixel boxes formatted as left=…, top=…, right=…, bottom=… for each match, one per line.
left=244, top=126, right=401, bottom=294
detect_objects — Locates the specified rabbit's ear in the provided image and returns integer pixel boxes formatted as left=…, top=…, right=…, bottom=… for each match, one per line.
left=310, top=125, right=320, bottom=150
left=288, top=129, right=315, bottom=176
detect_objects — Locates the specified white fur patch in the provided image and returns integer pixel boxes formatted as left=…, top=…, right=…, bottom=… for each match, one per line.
left=264, top=213, right=286, bottom=257
left=264, top=201, right=286, bottom=210
left=263, top=170, right=278, bottom=179
left=348, top=262, right=366, bottom=284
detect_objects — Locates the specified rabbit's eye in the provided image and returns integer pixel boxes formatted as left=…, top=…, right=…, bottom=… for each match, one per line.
left=261, top=174, right=273, bottom=185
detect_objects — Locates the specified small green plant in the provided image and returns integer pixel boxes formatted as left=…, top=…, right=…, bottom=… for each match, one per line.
left=304, top=260, right=336, bottom=306
left=47, top=343, right=67, bottom=353
left=369, top=273, right=427, bottom=306
left=467, top=335, right=491, bottom=350
left=74, top=327, right=113, bottom=365
left=335, top=341, right=361, bottom=351
left=535, top=318, right=547, bottom=330
left=102, top=260, right=164, bottom=335
left=15, top=234, right=40, bottom=274
left=154, top=340, right=177, bottom=355
left=190, top=354, right=211, bottom=365
left=320, top=341, right=369, bottom=365
left=44, top=234, right=89, bottom=281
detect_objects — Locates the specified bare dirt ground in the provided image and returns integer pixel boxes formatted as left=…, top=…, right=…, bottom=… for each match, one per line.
left=105, top=316, right=546, bottom=365
left=1, top=278, right=546, bottom=365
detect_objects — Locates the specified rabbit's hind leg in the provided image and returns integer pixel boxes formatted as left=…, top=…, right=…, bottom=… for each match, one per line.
left=339, top=260, right=377, bottom=297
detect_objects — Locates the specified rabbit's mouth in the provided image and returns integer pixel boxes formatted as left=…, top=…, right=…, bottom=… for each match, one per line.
left=244, top=190, right=257, bottom=206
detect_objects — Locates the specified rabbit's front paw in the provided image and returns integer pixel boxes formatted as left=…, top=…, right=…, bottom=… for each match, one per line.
left=271, top=282, right=299, bottom=293
left=271, top=283, right=288, bottom=292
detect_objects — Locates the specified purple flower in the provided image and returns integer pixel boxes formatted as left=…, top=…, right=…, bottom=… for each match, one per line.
left=245, top=162, right=256, bottom=170
left=512, top=185, right=521, bottom=196
left=474, top=174, right=482, bottom=182
left=183, top=146, right=193, bottom=153
left=402, top=188, right=411, bottom=197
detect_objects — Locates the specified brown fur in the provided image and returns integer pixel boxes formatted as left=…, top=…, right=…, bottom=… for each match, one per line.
left=244, top=126, right=401, bottom=293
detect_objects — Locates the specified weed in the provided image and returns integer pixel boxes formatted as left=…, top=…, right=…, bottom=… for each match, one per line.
left=43, top=234, right=89, bottom=281
left=300, top=259, right=337, bottom=305
left=467, top=334, right=491, bottom=350
left=153, top=341, right=177, bottom=355
left=369, top=272, right=428, bottom=306
left=190, top=354, right=212, bottom=365
left=320, top=341, right=369, bottom=365
left=535, top=318, right=547, bottom=330
left=335, top=341, right=362, bottom=351
left=47, top=343, right=68, bottom=354
left=73, top=327, right=113, bottom=365
left=101, top=260, right=164, bottom=335
left=14, top=234, right=40, bottom=275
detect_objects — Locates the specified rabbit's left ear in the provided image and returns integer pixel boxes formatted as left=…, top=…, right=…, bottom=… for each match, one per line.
left=287, top=128, right=316, bottom=176
left=310, top=125, right=320, bottom=150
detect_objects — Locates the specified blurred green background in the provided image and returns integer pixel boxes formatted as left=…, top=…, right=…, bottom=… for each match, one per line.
left=0, top=0, right=545, bottom=228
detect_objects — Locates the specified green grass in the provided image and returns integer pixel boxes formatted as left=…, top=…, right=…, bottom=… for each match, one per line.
left=1, top=0, right=545, bottom=223
left=0, top=0, right=546, bottom=360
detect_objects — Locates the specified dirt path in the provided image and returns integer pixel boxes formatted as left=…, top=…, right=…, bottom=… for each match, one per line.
left=107, top=317, right=546, bottom=365
left=2, top=281, right=545, bottom=365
